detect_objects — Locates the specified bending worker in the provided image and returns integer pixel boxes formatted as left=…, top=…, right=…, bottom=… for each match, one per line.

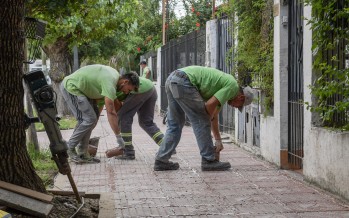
left=154, top=65, right=254, bottom=171
left=106, top=76, right=164, bottom=160
left=60, top=64, right=139, bottom=163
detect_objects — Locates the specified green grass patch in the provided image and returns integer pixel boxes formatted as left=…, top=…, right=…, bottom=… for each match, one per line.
left=28, top=144, right=58, bottom=188
left=35, top=116, right=77, bottom=132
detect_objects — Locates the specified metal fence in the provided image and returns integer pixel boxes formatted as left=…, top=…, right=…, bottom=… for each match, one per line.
left=288, top=0, right=304, bottom=169
left=160, top=28, right=206, bottom=112
left=322, top=0, right=349, bottom=128
left=217, top=16, right=235, bottom=136
left=159, top=19, right=238, bottom=136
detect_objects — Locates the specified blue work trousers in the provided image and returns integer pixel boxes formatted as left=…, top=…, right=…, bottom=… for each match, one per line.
left=156, top=70, right=215, bottom=162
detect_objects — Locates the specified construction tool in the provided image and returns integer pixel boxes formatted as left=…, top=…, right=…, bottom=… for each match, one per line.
left=23, top=70, right=81, bottom=203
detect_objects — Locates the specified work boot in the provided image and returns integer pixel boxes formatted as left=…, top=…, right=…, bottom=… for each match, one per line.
left=80, top=153, right=100, bottom=163
left=201, top=158, right=231, bottom=171
left=154, top=160, right=179, bottom=171
left=171, top=149, right=177, bottom=155
left=115, top=149, right=135, bottom=160
left=67, top=147, right=82, bottom=163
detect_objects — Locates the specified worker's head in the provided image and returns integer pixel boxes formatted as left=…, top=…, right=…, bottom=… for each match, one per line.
left=117, top=72, right=140, bottom=94
left=228, top=86, right=254, bottom=112
left=139, top=60, right=147, bottom=68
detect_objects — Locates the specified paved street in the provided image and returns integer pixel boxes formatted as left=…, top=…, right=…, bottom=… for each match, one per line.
left=41, top=110, right=349, bottom=217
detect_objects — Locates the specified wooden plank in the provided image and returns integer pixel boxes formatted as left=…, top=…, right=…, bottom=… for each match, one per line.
left=0, top=188, right=53, bottom=218
left=98, top=193, right=115, bottom=218
left=0, top=181, right=53, bottom=203
left=47, top=189, right=85, bottom=196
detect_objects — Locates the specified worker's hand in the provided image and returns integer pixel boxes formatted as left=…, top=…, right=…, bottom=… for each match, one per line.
left=115, top=134, right=125, bottom=147
left=214, top=139, right=224, bottom=152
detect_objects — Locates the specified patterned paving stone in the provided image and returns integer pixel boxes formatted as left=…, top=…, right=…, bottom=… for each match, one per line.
left=45, top=111, right=349, bottom=217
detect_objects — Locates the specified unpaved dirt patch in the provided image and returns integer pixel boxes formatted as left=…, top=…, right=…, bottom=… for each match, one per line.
left=7, top=195, right=99, bottom=218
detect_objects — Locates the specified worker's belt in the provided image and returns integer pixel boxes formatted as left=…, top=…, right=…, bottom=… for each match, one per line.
left=172, top=70, right=188, bottom=79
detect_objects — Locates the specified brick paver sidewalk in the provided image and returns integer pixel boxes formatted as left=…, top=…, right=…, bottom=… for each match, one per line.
left=48, top=110, right=349, bottom=217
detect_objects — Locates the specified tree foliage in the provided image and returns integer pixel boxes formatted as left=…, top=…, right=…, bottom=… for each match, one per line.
left=182, top=0, right=213, bottom=28
left=162, top=0, right=214, bottom=40
left=26, top=0, right=139, bottom=48
left=78, top=0, right=163, bottom=71
left=25, top=0, right=141, bottom=79
left=25, top=0, right=141, bottom=116
left=228, top=0, right=274, bottom=114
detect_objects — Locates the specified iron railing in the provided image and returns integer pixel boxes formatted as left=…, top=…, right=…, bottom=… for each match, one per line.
left=160, top=28, right=206, bottom=112
left=217, top=16, right=235, bottom=136
left=288, top=0, right=304, bottom=169
left=321, top=0, right=349, bottom=128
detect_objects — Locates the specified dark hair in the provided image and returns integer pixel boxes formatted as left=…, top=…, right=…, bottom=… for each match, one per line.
left=139, top=61, right=147, bottom=65
left=121, top=72, right=140, bottom=92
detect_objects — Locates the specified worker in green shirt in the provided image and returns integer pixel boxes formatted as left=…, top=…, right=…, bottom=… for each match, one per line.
left=60, top=65, right=139, bottom=163
left=139, top=60, right=152, bottom=81
left=105, top=77, right=164, bottom=159
left=154, top=66, right=253, bottom=171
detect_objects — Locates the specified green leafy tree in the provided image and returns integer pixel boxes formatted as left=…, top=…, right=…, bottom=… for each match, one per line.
left=78, top=0, right=218, bottom=71
left=182, top=0, right=213, bottom=29
left=77, top=0, right=163, bottom=73
left=162, top=0, right=214, bottom=41
left=26, top=0, right=139, bottom=114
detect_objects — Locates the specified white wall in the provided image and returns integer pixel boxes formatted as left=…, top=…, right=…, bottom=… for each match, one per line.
left=155, top=48, right=162, bottom=113
left=303, top=4, right=349, bottom=200
left=304, top=128, right=349, bottom=199
left=206, top=20, right=218, bottom=68
left=258, top=0, right=289, bottom=166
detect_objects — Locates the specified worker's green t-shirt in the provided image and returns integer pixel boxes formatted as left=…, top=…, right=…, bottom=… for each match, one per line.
left=116, top=77, right=154, bottom=101
left=142, top=66, right=153, bottom=81
left=134, top=77, right=153, bottom=94
left=63, top=64, right=119, bottom=100
left=180, top=66, right=239, bottom=106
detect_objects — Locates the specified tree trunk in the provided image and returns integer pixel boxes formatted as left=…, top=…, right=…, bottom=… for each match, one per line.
left=44, top=37, right=72, bottom=116
left=0, top=0, right=46, bottom=192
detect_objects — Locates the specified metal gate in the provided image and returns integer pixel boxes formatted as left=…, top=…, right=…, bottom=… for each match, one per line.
left=217, top=16, right=235, bottom=136
left=160, top=29, right=206, bottom=112
left=288, top=0, right=304, bottom=169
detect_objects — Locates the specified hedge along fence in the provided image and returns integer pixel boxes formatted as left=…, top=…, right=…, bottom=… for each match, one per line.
left=305, top=0, right=349, bottom=130
left=226, top=0, right=274, bottom=115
